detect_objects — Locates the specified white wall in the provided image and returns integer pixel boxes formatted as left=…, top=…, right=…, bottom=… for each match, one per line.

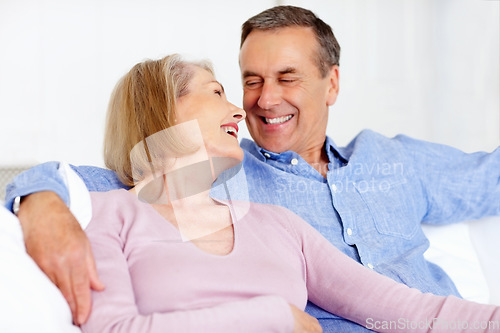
left=292, top=0, right=499, bottom=152
left=0, top=0, right=498, bottom=168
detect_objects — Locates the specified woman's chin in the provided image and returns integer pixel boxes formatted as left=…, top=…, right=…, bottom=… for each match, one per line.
left=210, top=154, right=242, bottom=174
left=208, top=146, right=243, bottom=162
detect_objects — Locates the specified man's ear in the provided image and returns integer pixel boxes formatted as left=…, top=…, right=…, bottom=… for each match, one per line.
left=326, top=65, right=340, bottom=106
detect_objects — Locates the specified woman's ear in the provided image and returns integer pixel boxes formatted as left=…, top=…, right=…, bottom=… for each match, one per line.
left=326, top=65, right=340, bottom=106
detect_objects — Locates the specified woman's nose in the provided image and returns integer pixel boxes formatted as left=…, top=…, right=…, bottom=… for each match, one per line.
left=231, top=104, right=246, bottom=122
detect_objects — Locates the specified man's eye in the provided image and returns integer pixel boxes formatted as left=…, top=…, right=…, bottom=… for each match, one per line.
left=280, top=78, right=295, bottom=83
left=245, top=80, right=262, bottom=89
left=214, top=90, right=222, bottom=96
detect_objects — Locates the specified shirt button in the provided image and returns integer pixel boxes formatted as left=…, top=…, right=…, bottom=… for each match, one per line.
left=346, top=228, right=353, bottom=236
left=290, top=158, right=298, bottom=165
left=263, top=153, right=271, bottom=158
left=367, top=263, right=374, bottom=270
left=331, top=184, right=338, bottom=192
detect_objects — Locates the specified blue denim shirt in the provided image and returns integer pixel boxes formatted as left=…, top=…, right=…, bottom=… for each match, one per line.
left=5, top=129, right=500, bottom=332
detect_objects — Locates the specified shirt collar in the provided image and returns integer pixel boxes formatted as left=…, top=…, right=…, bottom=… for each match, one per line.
left=240, top=137, right=349, bottom=165
left=324, top=136, right=349, bottom=165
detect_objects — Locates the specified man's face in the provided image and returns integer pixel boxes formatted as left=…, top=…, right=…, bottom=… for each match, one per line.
left=239, top=26, right=339, bottom=154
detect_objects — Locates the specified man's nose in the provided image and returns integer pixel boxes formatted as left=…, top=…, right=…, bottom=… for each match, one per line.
left=257, top=81, right=281, bottom=110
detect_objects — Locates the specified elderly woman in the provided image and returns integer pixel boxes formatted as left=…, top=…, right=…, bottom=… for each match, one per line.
left=81, top=54, right=499, bottom=333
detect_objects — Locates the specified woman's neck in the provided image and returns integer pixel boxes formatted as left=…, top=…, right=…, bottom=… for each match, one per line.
left=132, top=156, right=234, bottom=241
left=152, top=188, right=234, bottom=253
left=132, top=153, right=234, bottom=255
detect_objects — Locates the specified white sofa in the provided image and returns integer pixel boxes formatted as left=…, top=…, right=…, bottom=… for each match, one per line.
left=0, top=163, right=498, bottom=332
left=423, top=218, right=500, bottom=306
left=0, top=205, right=80, bottom=333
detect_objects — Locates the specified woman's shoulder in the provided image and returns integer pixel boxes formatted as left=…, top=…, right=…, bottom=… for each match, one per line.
left=90, top=189, right=138, bottom=210
left=87, top=189, right=141, bottom=231
left=228, top=200, right=305, bottom=239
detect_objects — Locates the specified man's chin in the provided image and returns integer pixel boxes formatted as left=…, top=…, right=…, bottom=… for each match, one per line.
left=250, top=128, right=295, bottom=153
left=255, top=140, right=289, bottom=154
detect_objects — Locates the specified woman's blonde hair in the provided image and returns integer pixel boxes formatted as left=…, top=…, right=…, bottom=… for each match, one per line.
left=103, top=54, right=213, bottom=186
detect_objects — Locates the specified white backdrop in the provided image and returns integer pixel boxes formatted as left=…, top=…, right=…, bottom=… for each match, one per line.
left=0, top=0, right=498, bottom=168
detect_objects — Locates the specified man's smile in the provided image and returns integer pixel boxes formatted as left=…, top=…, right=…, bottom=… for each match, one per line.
left=262, top=114, right=293, bottom=125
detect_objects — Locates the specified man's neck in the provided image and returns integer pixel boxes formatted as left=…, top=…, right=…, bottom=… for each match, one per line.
left=299, top=143, right=329, bottom=178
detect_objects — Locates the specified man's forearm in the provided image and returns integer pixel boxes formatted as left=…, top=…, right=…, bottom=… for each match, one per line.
left=16, top=190, right=104, bottom=324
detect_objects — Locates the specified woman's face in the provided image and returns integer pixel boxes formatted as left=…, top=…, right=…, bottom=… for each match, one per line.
left=175, top=66, right=246, bottom=163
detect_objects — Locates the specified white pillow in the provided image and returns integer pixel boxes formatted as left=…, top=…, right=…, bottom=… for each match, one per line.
left=58, top=161, right=92, bottom=229
left=423, top=217, right=500, bottom=305
left=0, top=206, right=81, bottom=333
left=468, top=216, right=500, bottom=305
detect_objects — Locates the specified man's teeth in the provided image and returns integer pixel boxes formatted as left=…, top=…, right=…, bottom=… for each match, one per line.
left=265, top=115, right=292, bottom=125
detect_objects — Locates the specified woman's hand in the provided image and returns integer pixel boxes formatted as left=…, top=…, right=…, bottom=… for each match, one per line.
left=289, top=304, right=322, bottom=333
left=17, top=191, right=104, bottom=325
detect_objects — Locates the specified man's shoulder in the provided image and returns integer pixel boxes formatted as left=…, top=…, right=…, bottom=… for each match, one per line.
left=71, top=165, right=119, bottom=181
left=348, top=129, right=394, bottom=145
left=348, top=129, right=434, bottom=147
left=345, top=129, right=457, bottom=158
left=70, top=165, right=128, bottom=191
left=333, top=130, right=409, bottom=161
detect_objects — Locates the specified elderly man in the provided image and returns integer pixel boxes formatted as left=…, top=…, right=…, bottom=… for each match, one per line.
left=5, top=5, right=500, bottom=332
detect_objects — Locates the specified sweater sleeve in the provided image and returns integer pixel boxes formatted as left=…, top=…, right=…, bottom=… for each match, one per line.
left=81, top=195, right=294, bottom=333
left=285, top=208, right=500, bottom=332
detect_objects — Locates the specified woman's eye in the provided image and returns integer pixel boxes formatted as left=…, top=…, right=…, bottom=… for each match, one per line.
left=214, top=90, right=222, bottom=96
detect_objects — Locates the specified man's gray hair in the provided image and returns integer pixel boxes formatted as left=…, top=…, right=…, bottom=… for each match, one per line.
left=241, top=5, right=341, bottom=77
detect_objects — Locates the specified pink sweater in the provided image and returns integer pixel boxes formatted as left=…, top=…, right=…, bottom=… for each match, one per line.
left=81, top=189, right=499, bottom=332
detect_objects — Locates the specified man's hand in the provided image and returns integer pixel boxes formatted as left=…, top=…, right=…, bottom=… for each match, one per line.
left=289, top=304, right=323, bottom=333
left=17, top=191, right=104, bottom=325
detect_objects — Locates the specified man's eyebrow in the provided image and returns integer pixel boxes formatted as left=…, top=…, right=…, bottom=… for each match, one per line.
left=242, top=67, right=297, bottom=78
left=278, top=67, right=297, bottom=75
left=242, top=71, right=258, bottom=79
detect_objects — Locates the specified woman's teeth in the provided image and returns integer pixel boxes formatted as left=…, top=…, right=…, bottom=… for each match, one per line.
left=222, top=126, right=237, bottom=138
